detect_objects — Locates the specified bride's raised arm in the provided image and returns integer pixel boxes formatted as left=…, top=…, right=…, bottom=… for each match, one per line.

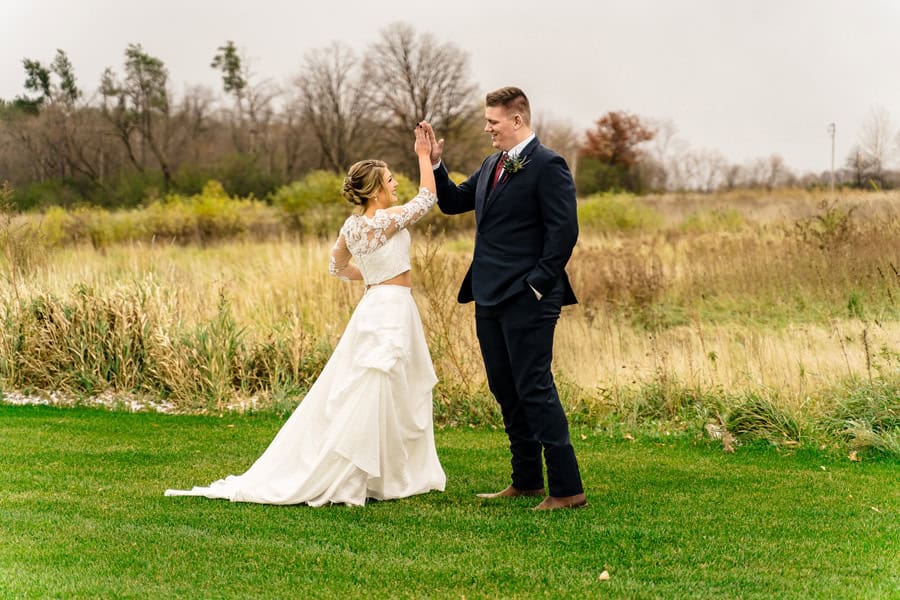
left=414, top=123, right=436, bottom=196
left=361, top=124, right=438, bottom=239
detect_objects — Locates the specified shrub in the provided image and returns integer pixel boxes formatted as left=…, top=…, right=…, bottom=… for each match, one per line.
left=577, top=192, right=662, bottom=233
left=680, top=208, right=746, bottom=233
left=30, top=180, right=276, bottom=247
left=103, top=170, right=168, bottom=208
left=392, top=172, right=419, bottom=202
left=726, top=393, right=804, bottom=443
left=39, top=206, right=69, bottom=246
left=270, top=171, right=349, bottom=236
left=13, top=179, right=83, bottom=211
left=824, top=380, right=900, bottom=454
left=575, top=157, right=649, bottom=195
left=176, top=154, right=282, bottom=199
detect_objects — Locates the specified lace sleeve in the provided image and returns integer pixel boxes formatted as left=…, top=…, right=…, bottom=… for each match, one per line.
left=348, top=188, right=437, bottom=255
left=371, top=186, right=436, bottom=236
left=328, top=233, right=360, bottom=281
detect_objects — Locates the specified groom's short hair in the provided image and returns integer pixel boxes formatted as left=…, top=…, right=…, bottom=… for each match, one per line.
left=486, top=87, right=531, bottom=126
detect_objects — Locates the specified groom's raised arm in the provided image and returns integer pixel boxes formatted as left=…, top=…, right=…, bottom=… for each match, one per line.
left=434, top=163, right=478, bottom=215
left=421, top=120, right=476, bottom=215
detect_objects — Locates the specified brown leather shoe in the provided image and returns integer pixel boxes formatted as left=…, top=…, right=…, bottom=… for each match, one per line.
left=476, top=485, right=546, bottom=499
left=532, top=493, right=588, bottom=510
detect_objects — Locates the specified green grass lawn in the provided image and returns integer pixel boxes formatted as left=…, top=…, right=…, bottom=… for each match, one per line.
left=1, top=405, right=897, bottom=599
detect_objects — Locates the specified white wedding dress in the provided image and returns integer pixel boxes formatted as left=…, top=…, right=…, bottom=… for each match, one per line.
left=165, top=188, right=446, bottom=506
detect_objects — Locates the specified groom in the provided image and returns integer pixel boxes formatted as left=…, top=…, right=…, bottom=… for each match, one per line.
left=422, top=87, right=585, bottom=510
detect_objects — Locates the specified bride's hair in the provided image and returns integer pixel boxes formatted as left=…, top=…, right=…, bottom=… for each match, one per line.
left=342, top=159, right=388, bottom=207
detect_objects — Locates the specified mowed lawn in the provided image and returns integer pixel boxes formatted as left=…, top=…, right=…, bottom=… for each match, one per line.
left=1, top=405, right=897, bottom=599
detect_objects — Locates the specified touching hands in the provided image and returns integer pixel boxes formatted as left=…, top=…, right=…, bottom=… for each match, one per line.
left=414, top=124, right=431, bottom=158
left=419, top=121, right=444, bottom=166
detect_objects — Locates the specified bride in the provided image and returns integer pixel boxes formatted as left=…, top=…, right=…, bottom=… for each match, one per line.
left=165, top=124, right=445, bottom=506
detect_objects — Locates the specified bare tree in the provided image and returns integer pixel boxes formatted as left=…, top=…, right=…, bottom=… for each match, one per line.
left=856, top=106, right=896, bottom=187
left=100, top=44, right=178, bottom=189
left=167, top=85, right=216, bottom=168
left=722, top=164, right=744, bottom=191
left=845, top=145, right=877, bottom=189
left=764, top=154, right=787, bottom=190
left=743, top=154, right=792, bottom=190
left=532, top=113, right=580, bottom=172
left=2, top=50, right=112, bottom=194
left=279, top=92, right=319, bottom=179
left=644, top=118, right=679, bottom=190
left=362, top=22, right=481, bottom=175
left=685, top=149, right=729, bottom=192
left=211, top=41, right=280, bottom=162
left=294, top=42, right=375, bottom=172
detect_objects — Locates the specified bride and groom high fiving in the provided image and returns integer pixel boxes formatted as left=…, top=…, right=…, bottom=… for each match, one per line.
left=166, top=86, right=585, bottom=510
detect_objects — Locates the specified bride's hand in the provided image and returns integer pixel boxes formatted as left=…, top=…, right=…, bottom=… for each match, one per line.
left=420, top=121, right=444, bottom=166
left=414, top=124, right=431, bottom=158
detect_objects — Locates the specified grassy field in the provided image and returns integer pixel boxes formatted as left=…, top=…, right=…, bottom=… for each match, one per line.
left=1, top=405, right=898, bottom=599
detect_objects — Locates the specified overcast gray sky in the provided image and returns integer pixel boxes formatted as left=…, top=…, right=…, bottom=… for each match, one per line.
left=3, top=0, right=899, bottom=174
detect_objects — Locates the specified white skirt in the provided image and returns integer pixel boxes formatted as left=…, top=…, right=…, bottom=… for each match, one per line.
left=165, top=285, right=446, bottom=506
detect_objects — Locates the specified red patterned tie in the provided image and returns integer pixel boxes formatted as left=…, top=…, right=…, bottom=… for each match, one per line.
left=492, top=152, right=507, bottom=186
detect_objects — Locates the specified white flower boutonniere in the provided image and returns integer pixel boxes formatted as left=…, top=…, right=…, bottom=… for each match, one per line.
left=502, top=154, right=530, bottom=177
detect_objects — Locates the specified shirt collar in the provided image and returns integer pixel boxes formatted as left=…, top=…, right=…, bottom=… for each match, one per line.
left=507, top=133, right=535, bottom=159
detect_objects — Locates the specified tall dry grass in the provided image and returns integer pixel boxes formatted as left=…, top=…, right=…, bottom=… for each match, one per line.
left=0, top=188, right=897, bottom=450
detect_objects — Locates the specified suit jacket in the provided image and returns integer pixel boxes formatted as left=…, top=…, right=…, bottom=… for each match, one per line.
left=435, top=137, right=578, bottom=306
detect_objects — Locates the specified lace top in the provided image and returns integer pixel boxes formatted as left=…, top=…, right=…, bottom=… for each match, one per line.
left=329, top=187, right=437, bottom=285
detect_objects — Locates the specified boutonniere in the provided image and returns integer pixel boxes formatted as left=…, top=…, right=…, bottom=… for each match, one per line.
left=502, top=154, right=530, bottom=177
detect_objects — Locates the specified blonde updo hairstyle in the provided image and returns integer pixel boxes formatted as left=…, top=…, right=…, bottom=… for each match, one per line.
left=342, top=159, right=388, bottom=208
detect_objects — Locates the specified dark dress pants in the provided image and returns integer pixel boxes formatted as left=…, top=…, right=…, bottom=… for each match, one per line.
left=475, top=281, right=584, bottom=497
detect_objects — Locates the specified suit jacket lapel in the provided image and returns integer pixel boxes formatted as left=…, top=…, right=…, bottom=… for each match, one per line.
left=481, top=137, right=541, bottom=219
left=476, top=152, right=506, bottom=227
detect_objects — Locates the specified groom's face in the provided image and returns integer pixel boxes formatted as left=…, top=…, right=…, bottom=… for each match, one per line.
left=484, top=105, right=518, bottom=152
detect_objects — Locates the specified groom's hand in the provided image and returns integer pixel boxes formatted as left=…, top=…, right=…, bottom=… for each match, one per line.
left=420, top=121, right=444, bottom=166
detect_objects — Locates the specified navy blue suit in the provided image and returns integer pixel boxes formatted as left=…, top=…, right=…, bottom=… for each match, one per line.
left=436, top=137, right=583, bottom=497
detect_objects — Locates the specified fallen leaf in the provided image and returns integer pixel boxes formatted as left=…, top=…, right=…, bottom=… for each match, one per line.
left=598, top=570, right=610, bottom=581
left=580, top=434, right=587, bottom=441
left=848, top=451, right=860, bottom=462
left=623, top=433, right=635, bottom=441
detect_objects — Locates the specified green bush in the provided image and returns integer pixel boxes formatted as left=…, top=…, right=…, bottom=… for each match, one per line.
left=577, top=192, right=662, bottom=233
left=575, top=157, right=648, bottom=195
left=680, top=208, right=746, bottom=233
left=13, top=179, right=84, bottom=211
left=32, top=180, right=276, bottom=247
left=825, top=380, right=900, bottom=454
left=270, top=170, right=349, bottom=237
left=392, top=172, right=419, bottom=203
left=726, top=393, right=804, bottom=443
left=175, top=154, right=283, bottom=200
left=104, top=170, right=168, bottom=208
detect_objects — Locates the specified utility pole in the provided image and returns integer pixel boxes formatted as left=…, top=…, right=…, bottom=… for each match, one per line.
left=828, top=122, right=836, bottom=196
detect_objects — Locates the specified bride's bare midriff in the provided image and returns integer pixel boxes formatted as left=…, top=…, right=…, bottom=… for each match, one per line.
left=368, top=270, right=411, bottom=289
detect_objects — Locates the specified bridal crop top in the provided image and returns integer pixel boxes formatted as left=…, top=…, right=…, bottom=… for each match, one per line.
left=329, top=187, right=437, bottom=285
